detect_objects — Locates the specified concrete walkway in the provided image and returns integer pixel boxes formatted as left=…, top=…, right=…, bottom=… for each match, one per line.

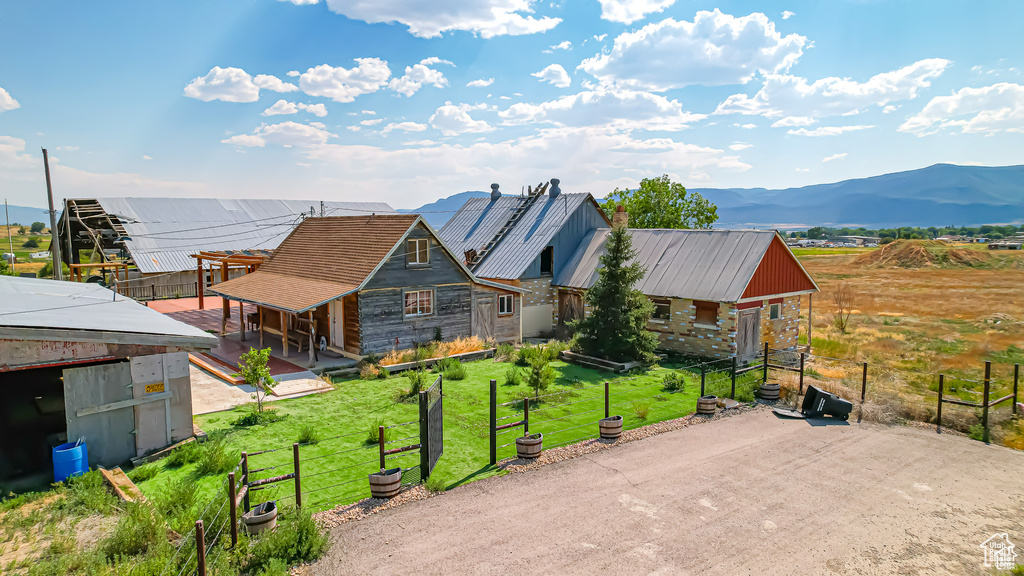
left=311, top=409, right=1024, bottom=576
left=189, top=366, right=331, bottom=415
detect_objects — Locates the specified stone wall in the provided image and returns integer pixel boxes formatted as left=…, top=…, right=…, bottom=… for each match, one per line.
left=649, top=298, right=738, bottom=359
left=758, top=296, right=801, bottom=350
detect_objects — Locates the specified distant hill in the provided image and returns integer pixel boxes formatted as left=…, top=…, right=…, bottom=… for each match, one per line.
left=399, top=191, right=489, bottom=228
left=2, top=204, right=53, bottom=228
left=691, top=164, right=1024, bottom=229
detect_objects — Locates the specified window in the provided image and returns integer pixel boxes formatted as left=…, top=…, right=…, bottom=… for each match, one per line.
left=540, top=246, right=553, bottom=275
left=769, top=303, right=781, bottom=320
left=407, top=238, right=430, bottom=265
left=694, top=300, right=719, bottom=327
left=652, top=299, right=671, bottom=323
left=404, top=289, right=434, bottom=316
left=498, top=294, right=514, bottom=316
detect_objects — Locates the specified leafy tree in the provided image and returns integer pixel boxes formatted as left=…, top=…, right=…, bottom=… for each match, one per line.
left=17, top=226, right=26, bottom=235
left=806, top=227, right=826, bottom=240
left=30, top=222, right=45, bottom=233
left=571, top=224, right=658, bottom=362
left=600, top=174, right=717, bottom=229
left=232, top=347, right=278, bottom=413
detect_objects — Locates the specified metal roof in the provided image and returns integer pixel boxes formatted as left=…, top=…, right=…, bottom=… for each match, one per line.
left=439, top=193, right=597, bottom=279
left=0, top=276, right=219, bottom=348
left=554, top=229, right=795, bottom=302
left=90, top=197, right=395, bottom=274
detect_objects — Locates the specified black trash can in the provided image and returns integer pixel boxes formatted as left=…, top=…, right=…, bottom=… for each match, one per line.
left=801, top=385, right=853, bottom=420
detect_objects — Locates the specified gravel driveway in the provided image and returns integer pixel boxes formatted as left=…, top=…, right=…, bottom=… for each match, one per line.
left=310, top=408, right=1024, bottom=576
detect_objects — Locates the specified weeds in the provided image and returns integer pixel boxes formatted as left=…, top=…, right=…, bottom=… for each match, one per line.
left=661, top=371, right=686, bottom=392
left=503, top=365, right=522, bottom=386
left=102, top=501, right=164, bottom=559
left=237, top=507, right=329, bottom=575
left=631, top=400, right=651, bottom=420
left=163, top=441, right=203, bottom=468
left=495, top=342, right=516, bottom=362
left=232, top=405, right=287, bottom=427
left=127, top=463, right=159, bottom=483
left=367, top=417, right=388, bottom=444
left=424, top=475, right=447, bottom=492
left=193, top=439, right=237, bottom=476
left=298, top=424, right=321, bottom=445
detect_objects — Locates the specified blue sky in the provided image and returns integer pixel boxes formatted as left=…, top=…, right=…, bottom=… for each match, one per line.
left=1, top=0, right=1022, bottom=209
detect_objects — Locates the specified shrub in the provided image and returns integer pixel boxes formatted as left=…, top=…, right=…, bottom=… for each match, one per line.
left=127, top=463, right=159, bottom=483
left=516, top=343, right=556, bottom=366
left=238, top=508, right=329, bottom=575
left=194, top=439, right=237, bottom=476
left=164, top=441, right=203, bottom=468
left=662, top=371, right=686, bottom=393
left=631, top=399, right=651, bottom=420
left=102, top=501, right=164, bottom=559
left=155, top=478, right=199, bottom=533
left=376, top=365, right=389, bottom=379
left=526, top=357, right=555, bottom=398
left=442, top=358, right=467, bottom=381
left=434, top=326, right=443, bottom=342
left=367, top=416, right=388, bottom=444
left=232, top=405, right=287, bottom=427
left=404, top=369, right=428, bottom=398
left=424, top=475, right=447, bottom=492
left=544, top=339, right=568, bottom=359
left=360, top=363, right=381, bottom=380
left=503, top=365, right=522, bottom=387
left=298, top=424, right=321, bottom=445
left=22, top=238, right=39, bottom=248
left=496, top=343, right=515, bottom=362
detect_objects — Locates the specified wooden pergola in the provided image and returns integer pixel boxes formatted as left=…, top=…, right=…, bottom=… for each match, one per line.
left=68, top=262, right=130, bottom=293
left=191, top=250, right=272, bottom=336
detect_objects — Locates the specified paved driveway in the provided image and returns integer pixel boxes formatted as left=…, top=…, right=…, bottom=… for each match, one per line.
left=311, top=408, right=1024, bottom=576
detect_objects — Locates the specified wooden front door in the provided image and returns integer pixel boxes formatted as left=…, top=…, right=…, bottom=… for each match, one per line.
left=737, top=308, right=760, bottom=361
left=330, top=299, right=344, bottom=349
left=558, top=291, right=583, bottom=328
left=474, top=296, right=495, bottom=341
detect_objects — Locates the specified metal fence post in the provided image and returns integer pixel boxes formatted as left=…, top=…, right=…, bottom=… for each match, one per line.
left=195, top=520, right=206, bottom=576
left=700, top=364, right=706, bottom=396
left=936, top=374, right=944, bottom=434
left=293, top=443, right=301, bottom=509
left=798, top=353, right=805, bottom=394
left=982, top=361, right=991, bottom=444
left=228, top=472, right=237, bottom=547
left=524, top=397, right=530, bottom=436
left=858, top=362, right=868, bottom=423
left=419, top=388, right=429, bottom=479
left=489, top=379, right=497, bottom=465
left=604, top=381, right=610, bottom=419
left=378, top=426, right=386, bottom=471
left=241, top=452, right=250, bottom=513
left=762, top=342, right=769, bottom=384
left=730, top=357, right=737, bottom=400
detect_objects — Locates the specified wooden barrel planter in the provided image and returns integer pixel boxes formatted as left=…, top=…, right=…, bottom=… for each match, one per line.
left=599, top=415, right=623, bottom=440
left=697, top=395, right=718, bottom=415
left=758, top=383, right=781, bottom=401
left=242, top=501, right=278, bottom=534
left=368, top=467, right=402, bottom=499
left=516, top=433, right=543, bottom=459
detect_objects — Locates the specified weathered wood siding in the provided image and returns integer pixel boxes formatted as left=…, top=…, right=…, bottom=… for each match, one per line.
left=519, top=201, right=608, bottom=280
left=358, top=223, right=476, bottom=355
left=342, top=293, right=360, bottom=355
left=473, top=284, right=522, bottom=343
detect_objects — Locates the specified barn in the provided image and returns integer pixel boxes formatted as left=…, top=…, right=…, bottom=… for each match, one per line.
left=554, top=227, right=819, bottom=360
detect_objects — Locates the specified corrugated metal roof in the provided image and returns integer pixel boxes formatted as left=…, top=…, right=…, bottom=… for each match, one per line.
left=91, top=198, right=396, bottom=274
left=439, top=193, right=596, bottom=279
left=0, top=276, right=219, bottom=348
left=554, top=229, right=793, bottom=302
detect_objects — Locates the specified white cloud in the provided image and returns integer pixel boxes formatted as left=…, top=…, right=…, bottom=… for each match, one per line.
left=362, top=110, right=376, bottom=115
left=467, top=78, right=495, bottom=88
left=899, top=82, right=1024, bottom=136
left=597, top=0, right=676, bottom=24
left=262, top=100, right=328, bottom=117
left=781, top=10, right=794, bottom=19
left=822, top=152, right=847, bottom=162
left=593, top=33, right=607, bottom=42
left=299, top=59, right=391, bottom=102
left=795, top=167, right=810, bottom=172
left=142, top=155, right=153, bottom=160
left=381, top=121, right=428, bottom=135
left=728, top=142, right=752, bottom=150
left=716, top=58, right=951, bottom=118
left=254, top=74, right=298, bottom=92
left=0, top=87, right=19, bottom=112
left=787, top=125, right=873, bottom=136
left=313, top=0, right=561, bottom=38
left=429, top=102, right=494, bottom=135
left=770, top=116, right=815, bottom=127
left=532, top=64, right=571, bottom=88
left=287, top=70, right=301, bottom=77
left=281, top=0, right=320, bottom=4
left=550, top=40, right=572, bottom=50
left=298, top=102, right=328, bottom=117
left=388, top=57, right=453, bottom=97
left=360, top=118, right=384, bottom=125
left=734, top=123, right=757, bottom=129
left=499, top=88, right=704, bottom=131
left=222, top=121, right=336, bottom=147
left=184, top=66, right=260, bottom=102
left=580, top=10, right=806, bottom=90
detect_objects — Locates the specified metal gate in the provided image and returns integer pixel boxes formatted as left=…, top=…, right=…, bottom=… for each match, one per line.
left=419, top=375, right=443, bottom=478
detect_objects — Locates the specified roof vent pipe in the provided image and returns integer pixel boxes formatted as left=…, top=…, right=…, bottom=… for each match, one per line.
left=490, top=183, right=501, bottom=200
left=549, top=178, right=561, bottom=198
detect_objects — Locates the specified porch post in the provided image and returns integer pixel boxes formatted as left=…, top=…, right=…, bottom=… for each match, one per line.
left=806, top=294, right=813, bottom=353
left=221, top=263, right=230, bottom=335
left=281, top=310, right=289, bottom=357
left=259, top=306, right=264, bottom=348
left=197, top=260, right=205, bottom=309
left=239, top=301, right=245, bottom=341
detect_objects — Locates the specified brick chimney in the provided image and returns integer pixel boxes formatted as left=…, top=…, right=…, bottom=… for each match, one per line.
left=612, top=204, right=628, bottom=229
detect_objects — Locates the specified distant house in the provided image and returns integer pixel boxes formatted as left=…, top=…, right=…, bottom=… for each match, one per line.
left=208, top=215, right=524, bottom=357
left=442, top=179, right=819, bottom=359
left=440, top=181, right=610, bottom=337
left=0, top=276, right=217, bottom=484
left=54, top=197, right=396, bottom=299
left=835, top=235, right=881, bottom=246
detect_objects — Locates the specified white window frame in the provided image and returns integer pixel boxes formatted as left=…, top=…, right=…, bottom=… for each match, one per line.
left=651, top=299, right=671, bottom=324
left=769, top=303, right=781, bottom=320
left=407, top=238, right=430, bottom=265
left=498, top=294, right=514, bottom=316
left=404, top=289, right=434, bottom=317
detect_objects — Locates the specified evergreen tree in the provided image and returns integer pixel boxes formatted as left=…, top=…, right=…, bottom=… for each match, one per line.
left=571, top=223, right=658, bottom=362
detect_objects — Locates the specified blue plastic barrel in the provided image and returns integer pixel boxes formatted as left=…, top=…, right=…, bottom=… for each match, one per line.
left=53, top=441, right=89, bottom=483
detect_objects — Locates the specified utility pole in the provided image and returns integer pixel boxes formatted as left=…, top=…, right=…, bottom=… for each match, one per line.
left=41, top=148, right=64, bottom=280
left=4, top=200, right=14, bottom=273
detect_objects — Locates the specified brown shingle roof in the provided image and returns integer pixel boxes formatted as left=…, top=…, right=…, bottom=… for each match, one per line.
left=210, top=215, right=418, bottom=312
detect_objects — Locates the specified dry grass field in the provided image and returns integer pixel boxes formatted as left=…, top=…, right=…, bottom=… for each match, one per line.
left=793, top=241, right=1024, bottom=447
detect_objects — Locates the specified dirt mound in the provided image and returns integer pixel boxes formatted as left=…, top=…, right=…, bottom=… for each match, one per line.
left=852, top=239, right=992, bottom=268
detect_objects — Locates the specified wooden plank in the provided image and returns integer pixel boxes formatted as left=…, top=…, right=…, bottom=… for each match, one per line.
left=99, top=466, right=147, bottom=503
left=76, top=391, right=173, bottom=417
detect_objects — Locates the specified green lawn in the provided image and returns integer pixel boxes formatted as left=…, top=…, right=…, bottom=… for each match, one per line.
left=134, top=357, right=761, bottom=514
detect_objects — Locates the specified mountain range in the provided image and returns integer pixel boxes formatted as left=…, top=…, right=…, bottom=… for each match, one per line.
left=403, top=164, right=1024, bottom=230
